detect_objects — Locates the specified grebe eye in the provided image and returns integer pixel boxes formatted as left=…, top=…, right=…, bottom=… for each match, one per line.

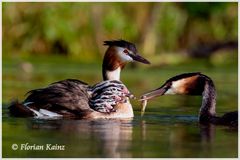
left=123, top=49, right=129, bottom=54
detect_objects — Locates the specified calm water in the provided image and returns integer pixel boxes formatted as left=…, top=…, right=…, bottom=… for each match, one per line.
left=2, top=55, right=238, bottom=158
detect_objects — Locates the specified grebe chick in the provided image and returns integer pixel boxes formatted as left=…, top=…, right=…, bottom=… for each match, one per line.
left=9, top=40, right=150, bottom=119
left=140, top=72, right=238, bottom=127
left=89, top=80, right=135, bottom=113
left=11, top=80, right=133, bottom=118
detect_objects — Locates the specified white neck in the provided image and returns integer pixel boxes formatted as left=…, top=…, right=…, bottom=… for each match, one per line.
left=106, top=67, right=121, bottom=80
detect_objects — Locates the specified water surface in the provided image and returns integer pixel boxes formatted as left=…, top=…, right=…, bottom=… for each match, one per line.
left=2, top=55, right=238, bottom=158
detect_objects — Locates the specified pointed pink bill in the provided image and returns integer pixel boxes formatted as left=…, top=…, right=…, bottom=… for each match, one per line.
left=140, top=86, right=167, bottom=101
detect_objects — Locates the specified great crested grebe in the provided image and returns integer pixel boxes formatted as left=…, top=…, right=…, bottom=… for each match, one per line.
left=9, top=40, right=150, bottom=119
left=140, top=72, right=238, bottom=126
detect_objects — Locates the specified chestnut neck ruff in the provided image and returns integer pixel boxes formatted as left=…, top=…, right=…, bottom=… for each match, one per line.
left=102, top=46, right=127, bottom=81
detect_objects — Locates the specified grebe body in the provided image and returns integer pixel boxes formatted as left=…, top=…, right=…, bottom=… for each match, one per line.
left=141, top=72, right=238, bottom=127
left=9, top=40, right=150, bottom=119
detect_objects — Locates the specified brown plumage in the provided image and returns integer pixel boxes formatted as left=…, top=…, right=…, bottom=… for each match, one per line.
left=9, top=40, right=150, bottom=119
left=141, top=72, right=238, bottom=127
left=102, top=46, right=127, bottom=78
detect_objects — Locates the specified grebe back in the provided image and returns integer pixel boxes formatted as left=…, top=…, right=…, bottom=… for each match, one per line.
left=9, top=40, right=150, bottom=119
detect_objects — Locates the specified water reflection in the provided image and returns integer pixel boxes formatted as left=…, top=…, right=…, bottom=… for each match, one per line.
left=139, top=113, right=236, bottom=158
left=29, top=118, right=133, bottom=158
left=199, top=124, right=215, bottom=143
left=2, top=109, right=238, bottom=158
left=167, top=123, right=216, bottom=157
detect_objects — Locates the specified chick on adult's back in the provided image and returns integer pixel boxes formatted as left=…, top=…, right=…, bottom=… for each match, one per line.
left=9, top=40, right=150, bottom=119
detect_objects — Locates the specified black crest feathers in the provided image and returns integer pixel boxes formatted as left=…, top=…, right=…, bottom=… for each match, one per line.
left=103, top=39, right=137, bottom=53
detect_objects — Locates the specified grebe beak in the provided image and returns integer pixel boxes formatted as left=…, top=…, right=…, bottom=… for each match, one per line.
left=140, top=86, right=166, bottom=101
left=129, top=53, right=150, bottom=64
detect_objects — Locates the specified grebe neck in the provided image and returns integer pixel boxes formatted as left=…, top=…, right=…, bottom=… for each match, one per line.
left=102, top=47, right=126, bottom=81
left=104, top=67, right=121, bottom=81
left=199, top=80, right=216, bottom=120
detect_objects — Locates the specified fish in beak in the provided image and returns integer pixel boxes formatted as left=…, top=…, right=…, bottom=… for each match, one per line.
left=140, top=85, right=168, bottom=116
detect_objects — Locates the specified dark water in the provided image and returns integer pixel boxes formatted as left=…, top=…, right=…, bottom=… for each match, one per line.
left=2, top=56, right=238, bottom=158
left=2, top=108, right=238, bottom=158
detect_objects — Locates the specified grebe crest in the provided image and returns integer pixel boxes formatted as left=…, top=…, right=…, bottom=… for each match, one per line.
left=102, top=40, right=150, bottom=81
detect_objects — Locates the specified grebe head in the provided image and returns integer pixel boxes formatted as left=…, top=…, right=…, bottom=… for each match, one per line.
left=141, top=73, right=237, bottom=126
left=89, top=80, right=135, bottom=113
left=141, top=72, right=205, bottom=101
left=102, top=40, right=150, bottom=80
left=104, top=40, right=150, bottom=64
left=140, top=73, right=218, bottom=120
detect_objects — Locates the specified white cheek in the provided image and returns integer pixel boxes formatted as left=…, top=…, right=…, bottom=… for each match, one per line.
left=172, top=80, right=185, bottom=88
left=165, top=80, right=185, bottom=95
left=116, top=47, right=133, bottom=62
left=165, top=88, right=175, bottom=95
left=120, top=54, right=133, bottom=62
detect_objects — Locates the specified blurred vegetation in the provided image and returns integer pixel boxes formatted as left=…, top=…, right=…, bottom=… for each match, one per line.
left=2, top=3, right=238, bottom=158
left=3, top=2, right=238, bottom=64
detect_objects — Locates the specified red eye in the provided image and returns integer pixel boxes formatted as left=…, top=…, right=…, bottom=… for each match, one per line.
left=123, top=49, right=129, bottom=54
